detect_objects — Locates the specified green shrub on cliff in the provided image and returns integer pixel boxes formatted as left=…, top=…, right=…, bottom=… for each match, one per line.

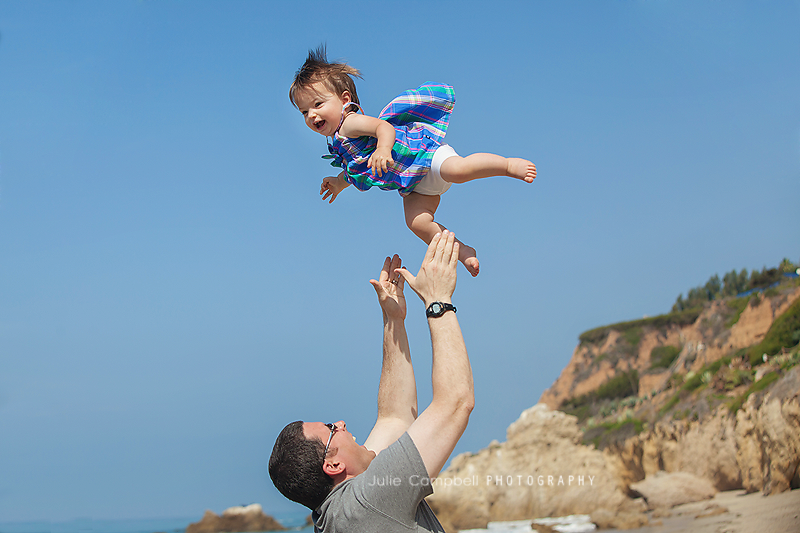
left=622, top=327, right=642, bottom=350
left=560, top=370, right=640, bottom=422
left=681, top=371, right=705, bottom=393
left=726, top=371, right=780, bottom=413
left=561, top=399, right=591, bottom=422
left=596, top=370, right=639, bottom=400
left=650, top=345, right=681, bottom=369
left=725, top=295, right=754, bottom=328
left=742, top=297, right=800, bottom=366
left=582, top=417, right=645, bottom=450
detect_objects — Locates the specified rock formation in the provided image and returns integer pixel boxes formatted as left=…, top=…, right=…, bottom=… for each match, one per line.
left=186, top=504, right=286, bottom=533
left=427, top=405, right=648, bottom=531
left=428, top=281, right=800, bottom=531
left=629, top=471, right=716, bottom=509
left=604, top=356, right=800, bottom=498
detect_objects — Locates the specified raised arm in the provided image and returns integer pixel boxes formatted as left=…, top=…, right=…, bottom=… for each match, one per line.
left=338, top=113, right=395, bottom=177
left=398, top=231, right=474, bottom=479
left=363, top=254, right=418, bottom=455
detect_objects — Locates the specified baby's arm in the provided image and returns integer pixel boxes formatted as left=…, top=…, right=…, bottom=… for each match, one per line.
left=320, top=171, right=351, bottom=203
left=339, top=113, right=395, bottom=177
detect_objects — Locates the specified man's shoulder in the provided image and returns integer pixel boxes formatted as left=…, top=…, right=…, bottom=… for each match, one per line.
left=368, top=433, right=423, bottom=470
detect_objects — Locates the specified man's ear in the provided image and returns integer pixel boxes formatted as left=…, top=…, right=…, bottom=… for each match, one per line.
left=323, top=457, right=345, bottom=477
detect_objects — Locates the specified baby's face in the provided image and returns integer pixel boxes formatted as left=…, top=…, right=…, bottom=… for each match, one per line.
left=294, top=82, right=350, bottom=137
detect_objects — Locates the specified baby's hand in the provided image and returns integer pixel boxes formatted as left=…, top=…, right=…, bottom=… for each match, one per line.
left=368, top=148, right=394, bottom=177
left=320, top=175, right=348, bottom=203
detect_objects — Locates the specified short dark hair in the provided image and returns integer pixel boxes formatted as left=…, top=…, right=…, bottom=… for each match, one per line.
left=268, top=421, right=334, bottom=510
left=289, top=45, right=362, bottom=112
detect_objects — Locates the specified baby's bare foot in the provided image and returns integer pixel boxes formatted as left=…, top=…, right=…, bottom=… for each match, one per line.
left=459, top=244, right=480, bottom=277
left=507, top=158, right=537, bottom=183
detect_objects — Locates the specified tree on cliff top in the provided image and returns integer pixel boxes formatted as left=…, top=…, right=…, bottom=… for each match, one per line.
left=672, top=258, right=798, bottom=312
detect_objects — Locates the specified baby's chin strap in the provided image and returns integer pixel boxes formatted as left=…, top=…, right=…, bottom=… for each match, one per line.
left=333, top=102, right=364, bottom=135
left=343, top=101, right=363, bottom=115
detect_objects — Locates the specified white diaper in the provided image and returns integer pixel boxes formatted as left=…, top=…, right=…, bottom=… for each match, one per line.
left=412, top=144, right=459, bottom=196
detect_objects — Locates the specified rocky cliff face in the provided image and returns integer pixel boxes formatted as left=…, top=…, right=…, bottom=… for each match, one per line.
left=540, top=286, right=800, bottom=409
left=428, top=283, right=800, bottom=531
left=607, top=365, right=800, bottom=494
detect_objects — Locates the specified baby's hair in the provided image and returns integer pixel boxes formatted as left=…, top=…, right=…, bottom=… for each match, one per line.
left=289, top=45, right=362, bottom=112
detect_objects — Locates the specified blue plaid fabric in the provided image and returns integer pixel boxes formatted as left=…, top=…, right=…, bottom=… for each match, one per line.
left=325, top=83, right=455, bottom=196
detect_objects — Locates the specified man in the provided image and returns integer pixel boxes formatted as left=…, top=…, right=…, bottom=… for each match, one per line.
left=269, top=230, right=473, bottom=533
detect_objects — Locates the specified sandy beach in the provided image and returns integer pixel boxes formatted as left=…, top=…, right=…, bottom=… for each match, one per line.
left=602, top=488, right=799, bottom=533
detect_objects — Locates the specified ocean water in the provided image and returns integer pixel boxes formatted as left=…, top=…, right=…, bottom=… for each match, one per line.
left=0, top=511, right=314, bottom=533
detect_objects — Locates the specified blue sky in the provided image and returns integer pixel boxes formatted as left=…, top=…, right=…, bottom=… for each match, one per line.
left=1, top=0, right=798, bottom=524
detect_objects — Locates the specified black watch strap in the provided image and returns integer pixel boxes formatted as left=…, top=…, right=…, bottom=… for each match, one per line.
left=426, top=302, right=456, bottom=318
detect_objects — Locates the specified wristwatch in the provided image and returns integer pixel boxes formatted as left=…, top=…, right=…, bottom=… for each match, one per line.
left=426, top=301, right=456, bottom=318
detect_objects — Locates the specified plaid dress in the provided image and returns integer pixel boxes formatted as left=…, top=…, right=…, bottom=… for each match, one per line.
left=325, top=83, right=455, bottom=196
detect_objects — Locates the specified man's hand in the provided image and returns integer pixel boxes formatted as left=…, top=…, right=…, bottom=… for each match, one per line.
left=396, top=231, right=458, bottom=307
left=369, top=254, right=406, bottom=321
left=320, top=173, right=350, bottom=203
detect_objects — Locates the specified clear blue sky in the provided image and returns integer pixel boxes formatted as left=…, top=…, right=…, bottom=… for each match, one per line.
left=1, top=0, right=798, bottom=524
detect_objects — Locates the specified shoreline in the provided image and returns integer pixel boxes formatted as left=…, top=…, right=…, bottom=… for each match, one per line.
left=601, top=488, right=799, bottom=533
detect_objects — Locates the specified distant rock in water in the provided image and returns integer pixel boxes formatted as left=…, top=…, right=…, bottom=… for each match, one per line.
left=186, top=504, right=286, bottom=533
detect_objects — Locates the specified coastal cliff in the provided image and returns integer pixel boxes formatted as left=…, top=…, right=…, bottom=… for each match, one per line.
left=429, top=276, right=800, bottom=531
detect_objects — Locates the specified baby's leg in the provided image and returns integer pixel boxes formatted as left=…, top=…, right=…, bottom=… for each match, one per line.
left=403, top=192, right=480, bottom=277
left=440, top=153, right=536, bottom=184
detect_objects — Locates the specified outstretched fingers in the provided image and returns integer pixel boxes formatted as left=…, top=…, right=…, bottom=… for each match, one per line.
left=433, top=230, right=448, bottom=264
left=379, top=255, right=392, bottom=284
left=441, top=230, right=456, bottom=265
left=373, top=255, right=405, bottom=288
left=370, top=256, right=390, bottom=293
left=372, top=254, right=408, bottom=321
left=423, top=231, right=442, bottom=265
left=450, top=241, right=460, bottom=268
left=389, top=254, right=404, bottom=289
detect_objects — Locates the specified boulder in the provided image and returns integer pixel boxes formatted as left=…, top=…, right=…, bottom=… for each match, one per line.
left=428, top=404, right=632, bottom=530
left=589, top=508, right=648, bottom=530
left=186, top=504, right=285, bottom=533
left=630, top=471, right=716, bottom=509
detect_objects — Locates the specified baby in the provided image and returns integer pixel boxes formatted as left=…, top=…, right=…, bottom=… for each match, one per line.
left=290, top=47, right=536, bottom=276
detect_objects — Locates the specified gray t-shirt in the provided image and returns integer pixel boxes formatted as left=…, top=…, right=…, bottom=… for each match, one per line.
left=313, top=433, right=444, bottom=533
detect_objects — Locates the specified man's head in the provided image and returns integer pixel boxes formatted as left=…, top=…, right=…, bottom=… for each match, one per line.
left=269, top=420, right=376, bottom=510
left=268, top=421, right=333, bottom=509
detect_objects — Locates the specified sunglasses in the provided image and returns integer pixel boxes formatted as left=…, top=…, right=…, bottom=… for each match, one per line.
left=322, top=422, right=337, bottom=465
